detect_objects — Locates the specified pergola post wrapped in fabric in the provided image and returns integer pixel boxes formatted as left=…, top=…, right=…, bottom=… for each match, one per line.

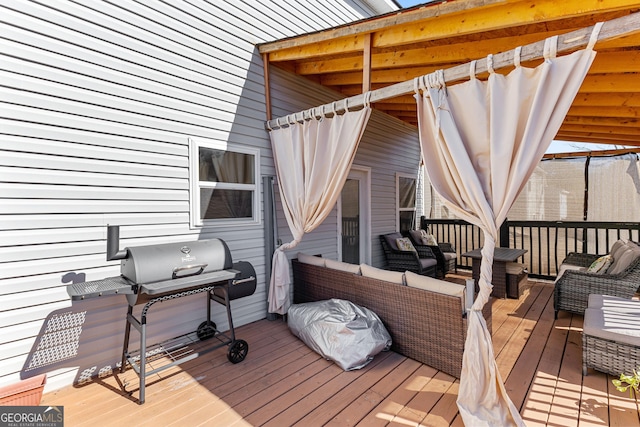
left=264, top=15, right=639, bottom=426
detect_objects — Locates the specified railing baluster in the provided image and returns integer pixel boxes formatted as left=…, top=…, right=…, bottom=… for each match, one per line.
left=420, top=217, right=640, bottom=280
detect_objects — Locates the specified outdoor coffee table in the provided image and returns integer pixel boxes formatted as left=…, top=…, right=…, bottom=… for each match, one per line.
left=462, top=247, right=527, bottom=299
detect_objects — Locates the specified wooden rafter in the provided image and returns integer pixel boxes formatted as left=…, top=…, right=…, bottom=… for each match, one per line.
left=259, top=0, right=640, bottom=145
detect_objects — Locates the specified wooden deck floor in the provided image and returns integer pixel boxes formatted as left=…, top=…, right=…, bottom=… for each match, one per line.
left=41, top=276, right=640, bottom=426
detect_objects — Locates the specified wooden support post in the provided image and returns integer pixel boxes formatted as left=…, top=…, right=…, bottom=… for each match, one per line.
left=262, top=52, right=272, bottom=121
left=363, top=33, right=372, bottom=93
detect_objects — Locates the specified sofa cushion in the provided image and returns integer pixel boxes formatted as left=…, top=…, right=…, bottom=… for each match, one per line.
left=360, top=264, right=405, bottom=285
left=586, top=255, right=613, bottom=274
left=325, top=258, right=361, bottom=274
left=404, top=271, right=466, bottom=314
left=297, top=252, right=325, bottom=267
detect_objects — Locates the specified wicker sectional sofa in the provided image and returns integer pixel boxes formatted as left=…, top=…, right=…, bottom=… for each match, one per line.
left=291, top=256, right=492, bottom=379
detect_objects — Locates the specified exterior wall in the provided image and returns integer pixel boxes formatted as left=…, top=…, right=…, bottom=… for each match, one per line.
left=0, top=0, right=393, bottom=392
left=271, top=69, right=422, bottom=270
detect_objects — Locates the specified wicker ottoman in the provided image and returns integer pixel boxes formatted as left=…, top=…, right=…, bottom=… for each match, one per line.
left=506, top=262, right=527, bottom=299
left=583, top=304, right=640, bottom=376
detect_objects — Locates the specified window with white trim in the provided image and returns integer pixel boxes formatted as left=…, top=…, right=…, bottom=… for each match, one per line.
left=396, top=173, right=417, bottom=234
left=189, top=137, right=260, bottom=228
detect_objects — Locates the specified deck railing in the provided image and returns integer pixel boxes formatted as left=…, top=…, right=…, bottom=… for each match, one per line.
left=421, top=217, right=640, bottom=280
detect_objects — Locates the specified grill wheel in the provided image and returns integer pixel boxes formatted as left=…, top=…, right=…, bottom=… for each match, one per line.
left=228, top=340, right=248, bottom=363
left=196, top=321, right=217, bottom=340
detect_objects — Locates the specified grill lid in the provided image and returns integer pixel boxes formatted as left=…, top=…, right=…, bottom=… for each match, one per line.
left=121, top=238, right=232, bottom=285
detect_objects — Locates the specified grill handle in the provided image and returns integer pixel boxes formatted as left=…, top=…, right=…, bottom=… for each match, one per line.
left=232, top=276, right=255, bottom=285
left=172, top=263, right=208, bottom=279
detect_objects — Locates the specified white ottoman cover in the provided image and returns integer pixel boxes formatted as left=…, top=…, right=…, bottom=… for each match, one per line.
left=587, top=294, right=640, bottom=313
left=584, top=308, right=640, bottom=347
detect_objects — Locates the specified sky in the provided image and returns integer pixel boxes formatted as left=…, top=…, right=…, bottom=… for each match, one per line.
left=396, top=0, right=431, bottom=7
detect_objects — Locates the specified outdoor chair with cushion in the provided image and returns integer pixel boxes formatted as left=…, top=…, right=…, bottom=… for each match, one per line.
left=408, top=229, right=457, bottom=278
left=379, top=232, right=437, bottom=277
left=554, top=239, right=640, bottom=318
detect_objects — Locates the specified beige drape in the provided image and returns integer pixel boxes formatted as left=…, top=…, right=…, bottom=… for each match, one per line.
left=267, top=103, right=371, bottom=314
left=415, top=26, right=601, bottom=426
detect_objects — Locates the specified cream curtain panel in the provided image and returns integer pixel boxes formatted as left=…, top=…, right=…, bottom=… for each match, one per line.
left=415, top=25, right=601, bottom=426
left=267, top=102, right=371, bottom=314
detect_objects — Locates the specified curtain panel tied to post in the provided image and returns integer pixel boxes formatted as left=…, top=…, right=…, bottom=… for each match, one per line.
left=267, top=95, right=372, bottom=314
left=414, top=24, right=602, bottom=426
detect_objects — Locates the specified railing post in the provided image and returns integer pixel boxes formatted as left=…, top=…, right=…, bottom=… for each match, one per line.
left=500, top=220, right=509, bottom=248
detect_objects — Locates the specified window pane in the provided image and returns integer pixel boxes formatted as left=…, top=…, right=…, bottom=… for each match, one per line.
left=399, top=211, right=415, bottom=234
left=199, top=147, right=254, bottom=184
left=398, top=177, right=416, bottom=208
left=200, top=188, right=253, bottom=219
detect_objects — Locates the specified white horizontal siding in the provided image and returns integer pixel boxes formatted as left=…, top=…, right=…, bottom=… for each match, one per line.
left=0, top=0, right=379, bottom=393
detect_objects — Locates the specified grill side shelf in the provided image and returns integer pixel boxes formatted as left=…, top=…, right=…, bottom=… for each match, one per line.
left=67, top=276, right=135, bottom=300
left=140, top=269, right=237, bottom=295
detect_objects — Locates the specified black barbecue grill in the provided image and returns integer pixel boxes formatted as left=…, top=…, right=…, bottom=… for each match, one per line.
left=66, top=225, right=256, bottom=404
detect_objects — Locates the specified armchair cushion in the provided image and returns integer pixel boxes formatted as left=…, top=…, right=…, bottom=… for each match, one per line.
left=409, top=229, right=438, bottom=246
left=443, top=252, right=457, bottom=261
left=419, top=258, right=438, bottom=270
left=383, top=232, right=404, bottom=251
left=607, top=249, right=638, bottom=274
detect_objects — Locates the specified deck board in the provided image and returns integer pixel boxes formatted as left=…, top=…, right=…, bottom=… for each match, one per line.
left=40, top=277, right=640, bottom=426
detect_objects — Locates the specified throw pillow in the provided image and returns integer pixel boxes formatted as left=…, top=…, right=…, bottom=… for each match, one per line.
left=419, top=229, right=438, bottom=246
left=587, top=255, right=613, bottom=274
left=396, top=237, right=416, bottom=252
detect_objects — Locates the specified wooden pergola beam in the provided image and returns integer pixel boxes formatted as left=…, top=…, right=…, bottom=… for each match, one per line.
left=543, top=148, right=640, bottom=158
left=260, top=0, right=639, bottom=62
left=266, top=12, right=640, bottom=130
left=293, top=47, right=640, bottom=77
left=258, top=0, right=503, bottom=56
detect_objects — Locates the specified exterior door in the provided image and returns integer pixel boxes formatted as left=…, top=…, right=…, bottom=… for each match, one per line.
left=339, top=166, right=371, bottom=264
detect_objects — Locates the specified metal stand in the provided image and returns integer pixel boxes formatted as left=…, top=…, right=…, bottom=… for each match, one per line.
left=120, top=281, right=248, bottom=404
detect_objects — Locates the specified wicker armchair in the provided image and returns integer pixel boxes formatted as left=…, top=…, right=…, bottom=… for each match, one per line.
left=407, top=229, right=457, bottom=278
left=553, top=251, right=640, bottom=318
left=379, top=233, right=437, bottom=277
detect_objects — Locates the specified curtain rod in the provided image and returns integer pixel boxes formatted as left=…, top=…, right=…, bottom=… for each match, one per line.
left=265, top=11, right=640, bottom=130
